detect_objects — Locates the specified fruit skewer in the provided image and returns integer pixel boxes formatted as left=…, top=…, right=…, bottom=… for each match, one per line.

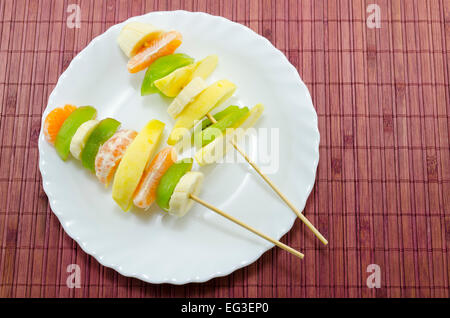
left=118, top=21, right=327, bottom=245
left=204, top=113, right=328, bottom=245
left=43, top=105, right=305, bottom=259
left=190, top=194, right=304, bottom=259
left=181, top=105, right=328, bottom=245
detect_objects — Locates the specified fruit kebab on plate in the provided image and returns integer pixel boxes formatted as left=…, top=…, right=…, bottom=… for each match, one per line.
left=117, top=21, right=328, bottom=245
left=42, top=105, right=304, bottom=259
left=116, top=21, right=261, bottom=159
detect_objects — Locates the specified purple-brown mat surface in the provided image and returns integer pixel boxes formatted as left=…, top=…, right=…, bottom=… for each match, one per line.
left=0, top=0, right=448, bottom=298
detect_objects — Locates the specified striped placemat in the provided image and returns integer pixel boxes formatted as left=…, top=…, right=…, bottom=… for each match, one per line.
left=0, top=0, right=448, bottom=298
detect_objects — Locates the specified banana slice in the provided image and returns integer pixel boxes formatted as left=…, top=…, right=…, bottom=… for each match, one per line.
left=167, top=77, right=207, bottom=119
left=117, top=22, right=163, bottom=58
left=194, top=104, right=264, bottom=166
left=69, top=119, right=99, bottom=160
left=168, top=171, right=204, bottom=217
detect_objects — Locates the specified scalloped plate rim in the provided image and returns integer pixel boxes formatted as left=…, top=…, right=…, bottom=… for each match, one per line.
left=38, top=10, right=320, bottom=285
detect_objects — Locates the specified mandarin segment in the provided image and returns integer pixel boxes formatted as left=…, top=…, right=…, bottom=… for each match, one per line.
left=133, top=147, right=177, bottom=209
left=95, top=129, right=138, bottom=186
left=127, top=31, right=183, bottom=73
left=43, top=104, right=77, bottom=144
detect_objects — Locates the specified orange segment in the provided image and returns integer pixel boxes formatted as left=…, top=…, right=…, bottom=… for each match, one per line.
left=127, top=31, right=182, bottom=74
left=43, top=105, right=77, bottom=144
left=95, top=129, right=138, bottom=186
left=133, top=147, right=177, bottom=209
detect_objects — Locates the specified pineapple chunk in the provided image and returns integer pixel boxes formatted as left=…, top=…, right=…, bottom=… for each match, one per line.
left=153, top=63, right=197, bottom=97
left=167, top=80, right=236, bottom=145
left=112, top=119, right=165, bottom=211
left=191, top=55, right=218, bottom=79
left=154, top=55, right=219, bottom=98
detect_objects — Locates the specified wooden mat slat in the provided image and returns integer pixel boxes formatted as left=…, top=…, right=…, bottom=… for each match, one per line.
left=0, top=0, right=448, bottom=298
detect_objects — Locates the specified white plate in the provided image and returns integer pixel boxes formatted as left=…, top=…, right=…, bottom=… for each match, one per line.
left=39, top=11, right=319, bottom=284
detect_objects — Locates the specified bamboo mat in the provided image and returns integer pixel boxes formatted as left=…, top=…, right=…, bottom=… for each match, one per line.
left=0, top=0, right=449, bottom=298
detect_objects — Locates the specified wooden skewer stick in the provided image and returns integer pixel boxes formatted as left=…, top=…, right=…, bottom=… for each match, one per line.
left=189, top=194, right=304, bottom=259
left=206, top=113, right=328, bottom=246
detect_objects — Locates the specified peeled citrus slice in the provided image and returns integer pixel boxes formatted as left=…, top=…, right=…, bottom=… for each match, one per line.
left=127, top=31, right=182, bottom=74
left=81, top=118, right=121, bottom=171
left=43, top=105, right=77, bottom=145
left=95, top=129, right=138, bottom=187
left=133, top=147, right=177, bottom=209
left=55, top=106, right=97, bottom=160
left=112, top=119, right=165, bottom=211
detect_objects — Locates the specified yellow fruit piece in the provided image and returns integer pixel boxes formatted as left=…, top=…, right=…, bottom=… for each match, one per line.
left=117, top=22, right=163, bottom=58
left=195, top=104, right=264, bottom=166
left=191, top=55, right=218, bottom=80
left=167, top=80, right=236, bottom=145
left=153, top=63, right=197, bottom=97
left=234, top=103, right=264, bottom=130
left=112, top=119, right=165, bottom=211
left=154, top=55, right=218, bottom=98
left=194, top=131, right=234, bottom=167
